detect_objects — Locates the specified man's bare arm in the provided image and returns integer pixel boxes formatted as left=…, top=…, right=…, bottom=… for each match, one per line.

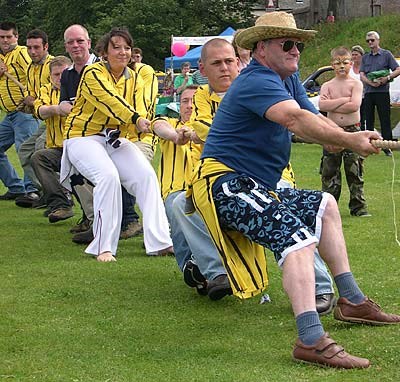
left=266, top=100, right=380, bottom=156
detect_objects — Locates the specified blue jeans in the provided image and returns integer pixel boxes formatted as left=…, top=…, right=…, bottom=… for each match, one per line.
left=164, top=191, right=192, bottom=270
left=314, top=251, right=333, bottom=295
left=0, top=111, right=39, bottom=193
left=172, top=191, right=226, bottom=280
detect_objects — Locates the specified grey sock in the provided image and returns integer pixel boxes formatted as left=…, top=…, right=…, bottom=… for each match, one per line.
left=296, top=311, right=325, bottom=345
left=334, top=272, right=365, bottom=304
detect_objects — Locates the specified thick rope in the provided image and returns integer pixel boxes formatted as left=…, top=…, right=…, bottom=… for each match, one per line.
left=371, top=139, right=400, bottom=149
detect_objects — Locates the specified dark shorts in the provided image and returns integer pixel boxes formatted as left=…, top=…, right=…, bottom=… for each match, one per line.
left=213, top=175, right=328, bottom=266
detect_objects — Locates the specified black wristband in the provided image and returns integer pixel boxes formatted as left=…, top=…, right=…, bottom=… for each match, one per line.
left=132, top=113, right=140, bottom=124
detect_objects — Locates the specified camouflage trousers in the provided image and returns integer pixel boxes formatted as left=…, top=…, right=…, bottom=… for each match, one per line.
left=320, top=149, right=367, bottom=215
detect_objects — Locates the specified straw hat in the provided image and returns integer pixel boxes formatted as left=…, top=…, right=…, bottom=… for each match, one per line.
left=236, top=12, right=317, bottom=50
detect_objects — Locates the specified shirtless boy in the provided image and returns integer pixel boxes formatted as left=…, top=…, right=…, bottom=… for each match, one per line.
left=319, top=46, right=370, bottom=217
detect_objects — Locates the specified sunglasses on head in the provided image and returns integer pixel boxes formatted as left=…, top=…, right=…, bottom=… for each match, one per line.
left=279, top=40, right=305, bottom=53
left=366, top=39, right=375, bottom=43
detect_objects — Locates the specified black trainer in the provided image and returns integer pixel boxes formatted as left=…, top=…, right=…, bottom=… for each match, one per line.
left=207, top=274, right=232, bottom=301
left=15, top=192, right=41, bottom=208
left=72, top=227, right=94, bottom=244
left=183, top=260, right=208, bottom=296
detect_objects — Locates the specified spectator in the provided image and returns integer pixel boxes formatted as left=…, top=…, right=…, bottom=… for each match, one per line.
left=174, top=61, right=193, bottom=95
left=349, top=45, right=366, bottom=130
left=192, top=59, right=208, bottom=85
left=232, top=29, right=252, bottom=71
left=326, top=11, right=335, bottom=23
left=360, top=31, right=400, bottom=156
left=319, top=46, right=370, bottom=217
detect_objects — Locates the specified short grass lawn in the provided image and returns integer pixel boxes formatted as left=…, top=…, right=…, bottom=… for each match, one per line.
left=0, top=142, right=399, bottom=381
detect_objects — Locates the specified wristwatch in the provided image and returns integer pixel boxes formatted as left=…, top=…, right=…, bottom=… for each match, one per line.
left=387, top=75, right=391, bottom=81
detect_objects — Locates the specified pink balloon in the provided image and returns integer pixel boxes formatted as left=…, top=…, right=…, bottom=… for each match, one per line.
left=171, top=42, right=187, bottom=57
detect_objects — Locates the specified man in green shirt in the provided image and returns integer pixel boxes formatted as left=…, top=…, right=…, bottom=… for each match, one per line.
left=174, top=61, right=193, bottom=96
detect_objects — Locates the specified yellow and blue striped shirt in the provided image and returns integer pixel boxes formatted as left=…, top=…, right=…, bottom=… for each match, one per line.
left=34, top=83, right=65, bottom=148
left=26, top=54, right=53, bottom=99
left=0, top=45, right=31, bottom=112
left=64, top=61, right=147, bottom=139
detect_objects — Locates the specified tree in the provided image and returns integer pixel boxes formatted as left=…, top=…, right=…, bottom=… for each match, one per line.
left=1, top=0, right=260, bottom=69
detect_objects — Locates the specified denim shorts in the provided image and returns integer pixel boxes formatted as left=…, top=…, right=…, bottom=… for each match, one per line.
left=213, top=175, right=325, bottom=266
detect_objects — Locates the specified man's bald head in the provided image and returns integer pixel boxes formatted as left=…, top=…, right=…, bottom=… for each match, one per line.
left=64, top=24, right=90, bottom=42
left=199, top=38, right=239, bottom=93
left=201, top=38, right=235, bottom=63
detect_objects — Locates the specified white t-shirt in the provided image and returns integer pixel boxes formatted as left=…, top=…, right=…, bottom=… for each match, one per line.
left=349, top=66, right=360, bottom=80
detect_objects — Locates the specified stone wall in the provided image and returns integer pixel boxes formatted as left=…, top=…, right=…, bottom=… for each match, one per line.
left=253, top=0, right=400, bottom=27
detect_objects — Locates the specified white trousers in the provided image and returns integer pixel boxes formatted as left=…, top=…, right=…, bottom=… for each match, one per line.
left=62, top=135, right=172, bottom=256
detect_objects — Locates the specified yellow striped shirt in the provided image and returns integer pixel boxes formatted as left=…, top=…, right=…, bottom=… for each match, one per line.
left=26, top=54, right=53, bottom=98
left=34, top=83, right=65, bottom=148
left=64, top=62, right=147, bottom=139
left=156, top=117, right=202, bottom=200
left=0, top=45, right=31, bottom=112
left=129, top=63, right=159, bottom=148
left=190, top=84, right=220, bottom=142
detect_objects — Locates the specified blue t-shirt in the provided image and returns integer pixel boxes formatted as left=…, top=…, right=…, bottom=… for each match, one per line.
left=360, top=48, right=399, bottom=94
left=202, top=59, right=318, bottom=190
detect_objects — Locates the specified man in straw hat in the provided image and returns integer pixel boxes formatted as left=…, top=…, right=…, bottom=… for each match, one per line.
left=190, top=11, right=400, bottom=369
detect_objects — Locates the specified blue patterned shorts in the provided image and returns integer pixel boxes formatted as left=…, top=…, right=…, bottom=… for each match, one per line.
left=213, top=175, right=326, bottom=266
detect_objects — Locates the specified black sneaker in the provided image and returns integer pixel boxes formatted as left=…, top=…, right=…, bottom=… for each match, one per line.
left=15, top=192, right=41, bottom=208
left=72, top=227, right=94, bottom=244
left=32, top=195, right=47, bottom=209
left=207, top=274, right=232, bottom=301
left=183, top=260, right=208, bottom=296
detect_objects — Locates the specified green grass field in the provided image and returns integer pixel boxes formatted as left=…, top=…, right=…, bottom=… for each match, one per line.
left=0, top=143, right=399, bottom=381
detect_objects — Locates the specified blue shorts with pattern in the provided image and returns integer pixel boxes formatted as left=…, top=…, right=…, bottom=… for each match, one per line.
left=213, top=175, right=327, bottom=266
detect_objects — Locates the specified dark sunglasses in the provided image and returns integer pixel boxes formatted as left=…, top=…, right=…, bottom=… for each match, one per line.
left=366, top=39, right=375, bottom=43
left=279, top=40, right=305, bottom=53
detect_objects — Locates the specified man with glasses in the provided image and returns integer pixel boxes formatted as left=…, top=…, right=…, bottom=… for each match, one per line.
left=360, top=31, right=400, bottom=156
left=190, top=11, right=400, bottom=369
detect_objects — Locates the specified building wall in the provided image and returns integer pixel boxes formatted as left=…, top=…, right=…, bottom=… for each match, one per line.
left=317, top=0, right=400, bottom=20
left=254, top=0, right=400, bottom=27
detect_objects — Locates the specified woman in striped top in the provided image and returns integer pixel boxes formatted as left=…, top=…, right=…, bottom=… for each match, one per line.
left=60, top=28, right=172, bottom=262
